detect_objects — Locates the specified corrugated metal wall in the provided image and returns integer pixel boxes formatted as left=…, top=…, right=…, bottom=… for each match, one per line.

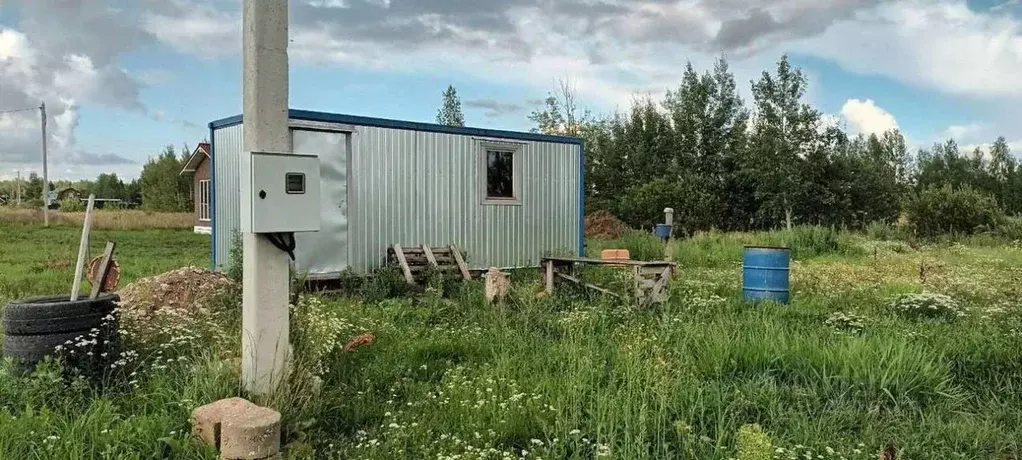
left=212, top=121, right=580, bottom=273
left=212, top=123, right=243, bottom=270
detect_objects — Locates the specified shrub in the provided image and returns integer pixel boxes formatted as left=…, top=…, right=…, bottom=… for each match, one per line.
left=865, top=221, right=912, bottom=242
left=994, top=215, right=1022, bottom=241
left=58, top=198, right=85, bottom=212
left=736, top=424, right=773, bottom=460
left=226, top=231, right=244, bottom=282
left=760, top=226, right=864, bottom=259
left=825, top=312, right=867, bottom=334
left=587, top=230, right=665, bottom=262
left=904, top=185, right=1002, bottom=237
left=890, top=293, right=965, bottom=320
left=614, top=177, right=715, bottom=235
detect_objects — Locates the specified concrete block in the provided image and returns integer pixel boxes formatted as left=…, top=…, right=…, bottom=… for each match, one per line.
left=219, top=405, right=282, bottom=460
left=191, top=397, right=259, bottom=447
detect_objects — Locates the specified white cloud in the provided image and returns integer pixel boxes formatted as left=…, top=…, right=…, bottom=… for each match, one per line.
left=795, top=1, right=1022, bottom=99
left=943, top=123, right=985, bottom=141
left=143, top=2, right=239, bottom=57
left=10, top=0, right=1022, bottom=181
left=840, top=99, right=899, bottom=135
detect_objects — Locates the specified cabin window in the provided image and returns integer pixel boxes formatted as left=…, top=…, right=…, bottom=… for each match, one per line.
left=480, top=141, right=522, bottom=205
left=198, top=179, right=211, bottom=221
left=486, top=150, right=515, bottom=199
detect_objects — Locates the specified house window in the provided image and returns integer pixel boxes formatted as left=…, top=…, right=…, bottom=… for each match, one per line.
left=480, top=141, right=522, bottom=205
left=486, top=150, right=515, bottom=199
left=198, top=179, right=211, bottom=222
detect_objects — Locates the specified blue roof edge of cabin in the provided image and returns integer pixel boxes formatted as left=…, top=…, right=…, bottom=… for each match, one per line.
left=208, top=109, right=584, bottom=145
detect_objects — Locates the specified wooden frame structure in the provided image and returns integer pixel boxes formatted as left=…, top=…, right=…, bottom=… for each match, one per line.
left=541, top=256, right=675, bottom=306
left=389, top=245, right=472, bottom=285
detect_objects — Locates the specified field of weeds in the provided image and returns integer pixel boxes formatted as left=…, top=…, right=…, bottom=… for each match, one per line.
left=2, top=224, right=1022, bottom=459
left=0, top=207, right=194, bottom=230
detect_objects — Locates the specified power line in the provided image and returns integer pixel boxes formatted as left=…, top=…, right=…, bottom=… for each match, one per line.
left=0, top=107, right=40, bottom=115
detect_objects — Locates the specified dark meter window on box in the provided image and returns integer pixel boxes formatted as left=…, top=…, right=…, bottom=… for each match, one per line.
left=285, top=172, right=306, bottom=194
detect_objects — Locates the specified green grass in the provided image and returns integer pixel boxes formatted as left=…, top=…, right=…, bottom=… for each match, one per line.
left=2, top=223, right=1022, bottom=459
left=0, top=222, right=209, bottom=304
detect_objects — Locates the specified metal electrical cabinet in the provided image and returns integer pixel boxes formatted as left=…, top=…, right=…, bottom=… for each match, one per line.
left=239, top=151, right=321, bottom=233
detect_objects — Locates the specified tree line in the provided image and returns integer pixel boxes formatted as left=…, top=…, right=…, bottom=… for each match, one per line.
left=437, top=55, right=1021, bottom=237
left=0, top=144, right=194, bottom=213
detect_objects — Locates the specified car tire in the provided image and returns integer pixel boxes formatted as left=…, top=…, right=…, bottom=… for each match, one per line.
left=2, top=293, right=118, bottom=324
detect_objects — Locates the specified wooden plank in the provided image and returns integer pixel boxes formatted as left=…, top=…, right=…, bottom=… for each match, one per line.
left=70, top=195, right=97, bottom=301
left=422, top=245, right=440, bottom=268
left=391, top=244, right=416, bottom=285
left=544, top=260, right=554, bottom=294
left=431, top=247, right=453, bottom=255
left=89, top=241, right=116, bottom=299
left=555, top=273, right=624, bottom=300
left=434, top=255, right=455, bottom=264
left=401, top=247, right=426, bottom=254
left=649, top=267, right=672, bottom=303
left=541, top=256, right=676, bottom=268
left=450, top=246, right=472, bottom=281
left=640, top=265, right=668, bottom=276
left=632, top=265, right=642, bottom=304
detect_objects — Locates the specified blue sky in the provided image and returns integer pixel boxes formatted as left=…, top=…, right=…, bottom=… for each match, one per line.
left=3, top=0, right=1022, bottom=180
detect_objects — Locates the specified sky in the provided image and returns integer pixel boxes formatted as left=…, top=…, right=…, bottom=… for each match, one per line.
left=2, top=0, right=1022, bottom=181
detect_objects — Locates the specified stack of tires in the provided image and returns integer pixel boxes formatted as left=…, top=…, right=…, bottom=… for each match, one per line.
left=2, top=293, right=120, bottom=371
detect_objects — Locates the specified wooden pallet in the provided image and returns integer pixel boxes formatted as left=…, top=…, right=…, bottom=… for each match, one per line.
left=388, top=244, right=472, bottom=285
left=632, top=265, right=673, bottom=306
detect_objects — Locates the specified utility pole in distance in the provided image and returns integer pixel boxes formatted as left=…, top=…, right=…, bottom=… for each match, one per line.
left=241, top=0, right=291, bottom=396
left=40, top=102, right=49, bottom=226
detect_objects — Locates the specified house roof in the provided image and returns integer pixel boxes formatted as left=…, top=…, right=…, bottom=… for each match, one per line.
left=209, top=109, right=584, bottom=146
left=180, top=142, right=211, bottom=175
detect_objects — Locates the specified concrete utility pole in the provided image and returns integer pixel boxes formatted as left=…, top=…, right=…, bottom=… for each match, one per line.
left=241, top=0, right=292, bottom=396
left=40, top=102, right=49, bottom=226
left=15, top=170, right=21, bottom=205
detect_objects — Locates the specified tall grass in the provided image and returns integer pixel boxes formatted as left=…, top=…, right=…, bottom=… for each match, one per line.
left=3, top=222, right=1022, bottom=458
left=590, top=226, right=866, bottom=268
left=0, top=208, right=193, bottom=229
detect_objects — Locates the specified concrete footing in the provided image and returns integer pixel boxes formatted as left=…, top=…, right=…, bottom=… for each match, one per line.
left=191, top=397, right=281, bottom=460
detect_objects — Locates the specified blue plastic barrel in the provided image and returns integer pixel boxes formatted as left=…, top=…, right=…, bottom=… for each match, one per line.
left=742, top=246, right=791, bottom=304
left=655, top=224, right=672, bottom=238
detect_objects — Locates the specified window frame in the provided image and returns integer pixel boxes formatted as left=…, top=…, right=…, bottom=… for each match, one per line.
left=197, top=179, right=211, bottom=222
left=478, top=140, right=523, bottom=206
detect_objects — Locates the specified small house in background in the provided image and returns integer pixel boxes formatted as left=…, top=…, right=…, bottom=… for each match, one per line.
left=56, top=187, right=82, bottom=201
left=207, top=109, right=584, bottom=279
left=179, top=142, right=213, bottom=234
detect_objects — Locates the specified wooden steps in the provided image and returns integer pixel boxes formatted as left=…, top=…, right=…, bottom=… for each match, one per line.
left=388, top=244, right=472, bottom=285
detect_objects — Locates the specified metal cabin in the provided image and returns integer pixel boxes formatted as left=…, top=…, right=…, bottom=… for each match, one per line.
left=208, top=109, right=585, bottom=279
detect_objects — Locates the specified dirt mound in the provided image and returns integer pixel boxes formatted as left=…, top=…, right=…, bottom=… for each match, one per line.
left=117, top=266, right=236, bottom=315
left=585, top=211, right=630, bottom=239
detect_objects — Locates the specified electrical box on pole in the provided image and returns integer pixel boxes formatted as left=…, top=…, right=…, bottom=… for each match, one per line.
left=240, top=152, right=321, bottom=234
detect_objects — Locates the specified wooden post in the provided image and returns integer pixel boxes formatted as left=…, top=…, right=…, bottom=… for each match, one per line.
left=544, top=260, right=554, bottom=295
left=70, top=194, right=96, bottom=301
left=89, top=242, right=116, bottom=299
left=632, top=265, right=642, bottom=304
left=664, top=207, right=675, bottom=262
left=450, top=246, right=472, bottom=281
left=392, top=244, right=416, bottom=285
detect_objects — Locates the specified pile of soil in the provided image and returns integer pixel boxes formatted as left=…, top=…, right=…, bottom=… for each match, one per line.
left=585, top=211, right=630, bottom=239
left=117, top=267, right=236, bottom=315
